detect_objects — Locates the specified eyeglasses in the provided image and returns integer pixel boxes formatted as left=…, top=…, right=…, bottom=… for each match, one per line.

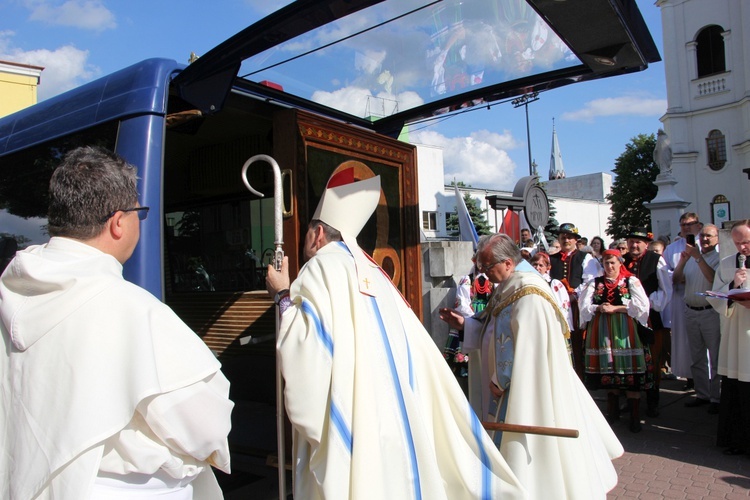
left=478, top=261, right=500, bottom=273
left=100, top=206, right=150, bottom=223
left=699, top=234, right=718, bottom=239
left=680, top=221, right=698, bottom=227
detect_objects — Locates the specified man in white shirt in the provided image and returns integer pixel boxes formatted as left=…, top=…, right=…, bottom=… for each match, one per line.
left=663, top=213, right=703, bottom=388
left=672, top=224, right=721, bottom=414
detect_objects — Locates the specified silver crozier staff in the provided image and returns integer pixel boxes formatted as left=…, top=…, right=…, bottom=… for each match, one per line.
left=241, top=154, right=286, bottom=499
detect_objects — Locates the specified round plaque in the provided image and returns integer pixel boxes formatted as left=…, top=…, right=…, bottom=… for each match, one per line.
left=523, top=185, right=549, bottom=230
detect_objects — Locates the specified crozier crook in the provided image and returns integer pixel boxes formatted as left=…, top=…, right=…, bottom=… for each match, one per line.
left=241, top=154, right=284, bottom=271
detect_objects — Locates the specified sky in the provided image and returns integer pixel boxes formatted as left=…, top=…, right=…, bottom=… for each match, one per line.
left=0, top=0, right=667, bottom=191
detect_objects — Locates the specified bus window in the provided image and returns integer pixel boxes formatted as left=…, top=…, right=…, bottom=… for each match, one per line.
left=0, top=121, right=118, bottom=250
left=163, top=93, right=276, bottom=294
left=164, top=197, right=275, bottom=293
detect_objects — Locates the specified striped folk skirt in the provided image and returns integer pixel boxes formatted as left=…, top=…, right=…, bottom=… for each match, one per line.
left=583, top=311, right=654, bottom=392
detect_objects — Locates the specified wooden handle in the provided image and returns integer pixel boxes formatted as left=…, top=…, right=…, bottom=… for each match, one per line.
left=482, top=422, right=579, bottom=438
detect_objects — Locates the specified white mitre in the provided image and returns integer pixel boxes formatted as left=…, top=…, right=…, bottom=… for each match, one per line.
left=312, top=169, right=381, bottom=296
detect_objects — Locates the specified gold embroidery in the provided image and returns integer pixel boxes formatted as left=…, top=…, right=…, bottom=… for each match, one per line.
left=490, top=286, right=571, bottom=339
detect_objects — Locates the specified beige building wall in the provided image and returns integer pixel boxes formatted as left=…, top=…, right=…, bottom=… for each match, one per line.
left=0, top=60, right=44, bottom=118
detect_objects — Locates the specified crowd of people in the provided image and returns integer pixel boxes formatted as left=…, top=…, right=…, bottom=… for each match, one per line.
left=3, top=146, right=749, bottom=499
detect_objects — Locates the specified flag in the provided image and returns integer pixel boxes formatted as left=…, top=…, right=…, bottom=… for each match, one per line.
left=455, top=184, right=479, bottom=250
left=500, top=210, right=520, bottom=242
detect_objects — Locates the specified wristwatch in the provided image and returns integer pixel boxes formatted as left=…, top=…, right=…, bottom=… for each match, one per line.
left=274, top=289, right=290, bottom=305
left=694, top=255, right=703, bottom=263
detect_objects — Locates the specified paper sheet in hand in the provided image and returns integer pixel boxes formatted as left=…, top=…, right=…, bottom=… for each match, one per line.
left=699, top=289, right=750, bottom=301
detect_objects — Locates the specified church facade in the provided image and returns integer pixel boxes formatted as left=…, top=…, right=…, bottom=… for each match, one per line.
left=657, top=0, right=750, bottom=228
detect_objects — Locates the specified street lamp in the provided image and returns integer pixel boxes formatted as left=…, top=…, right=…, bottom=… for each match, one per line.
left=512, top=92, right=540, bottom=176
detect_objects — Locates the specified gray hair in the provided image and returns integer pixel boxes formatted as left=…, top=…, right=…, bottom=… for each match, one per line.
left=477, top=233, right=522, bottom=266
left=48, top=146, right=139, bottom=239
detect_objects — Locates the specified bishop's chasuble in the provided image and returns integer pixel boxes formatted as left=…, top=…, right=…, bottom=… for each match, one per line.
left=277, top=241, right=526, bottom=500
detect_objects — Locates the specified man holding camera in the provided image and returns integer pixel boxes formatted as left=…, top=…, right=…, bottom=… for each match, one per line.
left=672, top=224, right=721, bottom=413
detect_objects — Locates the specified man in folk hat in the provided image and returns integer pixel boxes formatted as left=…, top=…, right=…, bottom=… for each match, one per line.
left=623, top=227, right=672, bottom=419
left=266, top=168, right=524, bottom=500
left=549, top=223, right=600, bottom=378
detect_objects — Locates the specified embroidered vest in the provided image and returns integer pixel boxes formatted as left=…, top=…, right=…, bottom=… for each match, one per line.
left=624, top=250, right=663, bottom=329
left=549, top=250, right=586, bottom=288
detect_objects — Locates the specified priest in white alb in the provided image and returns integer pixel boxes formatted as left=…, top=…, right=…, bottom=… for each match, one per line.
left=440, top=233, right=624, bottom=499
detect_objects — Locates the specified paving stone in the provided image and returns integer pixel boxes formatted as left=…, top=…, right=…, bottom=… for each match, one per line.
left=600, top=379, right=750, bottom=499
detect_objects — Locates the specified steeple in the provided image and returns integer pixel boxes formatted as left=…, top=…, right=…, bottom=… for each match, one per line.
left=548, top=118, right=565, bottom=180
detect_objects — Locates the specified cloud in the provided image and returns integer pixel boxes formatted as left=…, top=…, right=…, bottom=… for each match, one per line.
left=561, top=96, right=667, bottom=122
left=24, top=0, right=116, bottom=31
left=311, top=85, right=423, bottom=118
left=410, top=129, right=519, bottom=190
left=0, top=31, right=98, bottom=100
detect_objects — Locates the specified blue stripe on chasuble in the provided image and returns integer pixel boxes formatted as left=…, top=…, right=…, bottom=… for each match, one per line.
left=330, top=402, right=353, bottom=454
left=369, top=296, right=422, bottom=500
left=470, top=408, right=493, bottom=499
left=301, top=300, right=333, bottom=357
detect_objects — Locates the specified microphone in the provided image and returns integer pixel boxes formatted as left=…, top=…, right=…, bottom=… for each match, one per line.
left=740, top=254, right=748, bottom=289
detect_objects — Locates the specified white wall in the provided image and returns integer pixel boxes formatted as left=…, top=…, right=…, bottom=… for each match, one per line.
left=413, top=143, right=613, bottom=242
left=659, top=0, right=750, bottom=226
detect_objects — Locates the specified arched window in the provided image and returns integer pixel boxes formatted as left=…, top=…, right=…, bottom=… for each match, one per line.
left=696, top=25, right=726, bottom=77
left=706, top=130, right=727, bottom=171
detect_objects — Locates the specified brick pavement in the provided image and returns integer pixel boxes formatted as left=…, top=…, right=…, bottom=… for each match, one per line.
left=226, top=377, right=750, bottom=499
left=596, top=378, right=750, bottom=499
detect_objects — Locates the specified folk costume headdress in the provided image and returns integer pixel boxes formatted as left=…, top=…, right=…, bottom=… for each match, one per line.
left=312, top=167, right=381, bottom=296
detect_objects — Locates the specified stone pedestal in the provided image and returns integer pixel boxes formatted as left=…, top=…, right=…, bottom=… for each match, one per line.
left=644, top=173, right=691, bottom=243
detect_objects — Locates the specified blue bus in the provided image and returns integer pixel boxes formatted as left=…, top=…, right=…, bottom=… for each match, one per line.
left=0, top=0, right=658, bottom=490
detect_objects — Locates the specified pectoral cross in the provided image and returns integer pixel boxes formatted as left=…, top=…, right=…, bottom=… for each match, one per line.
left=362, top=278, right=371, bottom=289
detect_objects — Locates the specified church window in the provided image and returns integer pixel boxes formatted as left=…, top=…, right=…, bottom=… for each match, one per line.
left=706, top=130, right=727, bottom=171
left=696, top=25, right=726, bottom=77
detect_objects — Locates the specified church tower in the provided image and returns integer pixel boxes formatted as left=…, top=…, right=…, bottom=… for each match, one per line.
left=548, top=119, right=565, bottom=180
left=658, top=0, right=749, bottom=226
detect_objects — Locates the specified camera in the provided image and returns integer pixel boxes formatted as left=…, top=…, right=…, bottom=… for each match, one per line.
left=686, top=234, right=696, bottom=246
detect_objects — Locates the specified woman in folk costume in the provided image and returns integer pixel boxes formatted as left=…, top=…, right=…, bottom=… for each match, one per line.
left=579, top=249, right=653, bottom=432
left=267, top=167, right=525, bottom=500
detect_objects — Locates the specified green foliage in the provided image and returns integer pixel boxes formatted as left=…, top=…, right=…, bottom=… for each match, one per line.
left=537, top=182, right=558, bottom=244
left=446, top=191, right=493, bottom=237
left=0, top=232, right=32, bottom=250
left=606, top=133, right=659, bottom=239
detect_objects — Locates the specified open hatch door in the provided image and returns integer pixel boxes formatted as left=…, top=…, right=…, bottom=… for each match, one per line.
left=172, top=0, right=660, bottom=137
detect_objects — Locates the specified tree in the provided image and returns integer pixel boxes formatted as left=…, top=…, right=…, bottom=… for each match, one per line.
left=538, top=182, right=559, bottom=245
left=606, top=134, right=659, bottom=239
left=445, top=190, right=493, bottom=237
left=0, top=233, right=32, bottom=250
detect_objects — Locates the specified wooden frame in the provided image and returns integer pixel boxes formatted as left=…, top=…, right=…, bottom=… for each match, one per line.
left=275, top=109, right=422, bottom=319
